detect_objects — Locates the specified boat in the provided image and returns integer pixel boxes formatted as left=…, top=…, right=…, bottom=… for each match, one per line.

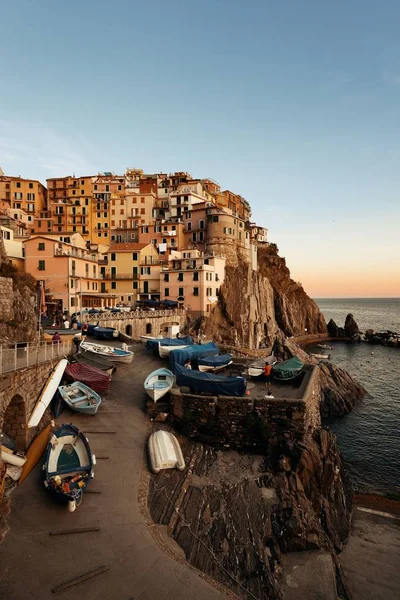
left=43, top=423, right=95, bottom=511
left=247, top=355, right=277, bottom=378
left=168, top=342, right=220, bottom=371
left=144, top=368, right=174, bottom=402
left=93, top=326, right=120, bottom=340
left=175, top=364, right=247, bottom=397
left=159, top=343, right=189, bottom=358
left=42, top=330, right=81, bottom=343
left=58, top=382, right=101, bottom=415
left=146, top=336, right=194, bottom=353
left=1, top=445, right=26, bottom=467
left=139, top=334, right=163, bottom=344
left=272, top=357, right=304, bottom=381
left=148, top=430, right=185, bottom=474
left=79, top=341, right=134, bottom=364
left=75, top=353, right=116, bottom=376
left=64, top=362, right=111, bottom=392
left=28, top=359, right=68, bottom=428
left=317, top=344, right=333, bottom=350
left=198, top=354, right=233, bottom=372
left=310, top=353, right=330, bottom=360
left=19, top=424, right=52, bottom=485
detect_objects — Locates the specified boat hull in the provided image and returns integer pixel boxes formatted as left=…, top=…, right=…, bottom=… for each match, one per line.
left=43, top=331, right=81, bottom=342
left=159, top=344, right=188, bottom=358
left=80, top=341, right=134, bottom=364
left=19, top=424, right=52, bottom=485
left=144, top=368, right=174, bottom=402
left=28, top=359, right=68, bottom=428
left=58, top=382, right=101, bottom=415
left=198, top=360, right=232, bottom=372
left=93, top=327, right=119, bottom=340
left=148, top=430, right=185, bottom=474
left=247, top=355, right=277, bottom=378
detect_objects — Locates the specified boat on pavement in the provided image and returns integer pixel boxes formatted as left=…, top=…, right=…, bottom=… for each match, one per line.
left=43, top=423, right=95, bottom=511
left=64, top=361, right=111, bottom=392
left=80, top=340, right=134, bottom=364
left=148, top=430, right=185, bottom=474
left=198, top=354, right=233, bottom=372
left=93, top=326, right=120, bottom=340
left=159, top=343, right=189, bottom=358
left=75, top=353, right=116, bottom=375
left=272, top=357, right=304, bottom=381
left=174, top=364, right=247, bottom=397
left=139, top=334, right=163, bottom=344
left=247, top=354, right=277, bottom=378
left=58, top=382, right=101, bottom=415
left=28, top=359, right=68, bottom=428
left=42, top=330, right=81, bottom=342
left=144, top=368, right=174, bottom=402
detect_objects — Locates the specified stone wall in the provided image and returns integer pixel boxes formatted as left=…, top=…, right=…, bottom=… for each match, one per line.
left=85, top=309, right=187, bottom=340
left=0, top=277, right=14, bottom=323
left=170, top=365, right=320, bottom=450
left=0, top=276, right=38, bottom=344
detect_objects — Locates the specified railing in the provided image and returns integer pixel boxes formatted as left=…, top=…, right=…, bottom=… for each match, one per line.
left=85, top=309, right=185, bottom=322
left=0, top=340, right=73, bottom=376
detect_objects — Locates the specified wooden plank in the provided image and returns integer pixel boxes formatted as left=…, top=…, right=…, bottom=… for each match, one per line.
left=49, top=526, right=100, bottom=536
left=52, top=565, right=109, bottom=594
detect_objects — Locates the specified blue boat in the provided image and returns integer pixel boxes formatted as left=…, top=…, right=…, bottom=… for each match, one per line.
left=43, top=424, right=95, bottom=510
left=198, top=354, right=233, bottom=372
left=146, top=336, right=194, bottom=352
left=175, top=364, right=247, bottom=397
left=58, top=382, right=102, bottom=415
left=93, top=326, right=119, bottom=340
left=169, top=342, right=220, bottom=372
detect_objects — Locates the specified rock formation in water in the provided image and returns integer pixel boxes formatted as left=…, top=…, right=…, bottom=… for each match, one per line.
left=148, top=427, right=351, bottom=600
left=344, top=314, right=359, bottom=339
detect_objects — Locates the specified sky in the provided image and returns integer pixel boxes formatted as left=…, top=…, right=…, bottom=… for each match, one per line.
left=0, top=0, right=399, bottom=298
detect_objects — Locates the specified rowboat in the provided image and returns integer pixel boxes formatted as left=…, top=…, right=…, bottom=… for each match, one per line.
left=198, top=354, right=233, bottom=372
left=58, top=382, right=101, bottom=415
left=247, top=355, right=277, bottom=378
left=19, top=424, right=52, bottom=485
left=317, top=344, right=333, bottom=350
left=310, top=353, right=330, bottom=360
left=1, top=445, right=26, bottom=467
left=93, top=327, right=120, bottom=340
left=159, top=344, right=189, bottom=358
left=272, top=357, right=303, bottom=381
left=139, top=334, right=163, bottom=344
left=148, top=430, right=185, bottom=474
left=28, top=359, right=68, bottom=428
left=75, top=353, right=116, bottom=376
left=80, top=341, right=134, bottom=364
left=144, top=368, right=174, bottom=402
left=43, top=423, right=95, bottom=511
left=42, top=330, right=81, bottom=342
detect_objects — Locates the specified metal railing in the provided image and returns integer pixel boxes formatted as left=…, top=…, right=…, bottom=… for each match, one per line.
left=0, top=340, right=73, bottom=376
left=85, top=309, right=185, bottom=322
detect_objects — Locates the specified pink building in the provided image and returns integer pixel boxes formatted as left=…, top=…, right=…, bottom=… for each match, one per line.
left=160, top=249, right=225, bottom=317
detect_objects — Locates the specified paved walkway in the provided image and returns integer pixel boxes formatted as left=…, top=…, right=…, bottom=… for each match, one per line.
left=0, top=344, right=228, bottom=600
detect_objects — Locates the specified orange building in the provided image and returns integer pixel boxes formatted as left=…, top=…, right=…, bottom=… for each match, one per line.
left=0, top=173, right=46, bottom=218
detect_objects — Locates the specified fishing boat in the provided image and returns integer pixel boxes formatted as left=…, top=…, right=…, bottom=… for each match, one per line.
left=198, top=354, right=233, bottom=372
left=64, top=362, right=111, bottom=392
left=317, top=344, right=333, bottom=350
left=79, top=340, right=134, bottom=364
left=144, top=368, right=174, bottom=402
left=247, top=354, right=277, bottom=378
left=58, top=382, right=101, bottom=415
left=148, top=430, right=185, bottom=474
left=139, top=334, right=163, bottom=344
left=272, top=357, right=303, bottom=381
left=310, top=353, right=330, bottom=360
left=159, top=343, right=189, bottom=358
left=43, top=424, right=95, bottom=511
left=75, top=353, right=116, bottom=376
left=174, top=364, right=247, bottom=397
left=42, top=330, right=81, bottom=343
left=28, top=359, right=68, bottom=428
left=93, top=326, right=120, bottom=340
left=146, top=336, right=194, bottom=353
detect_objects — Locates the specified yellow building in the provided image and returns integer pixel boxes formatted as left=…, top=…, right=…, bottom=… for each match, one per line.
left=0, top=173, right=46, bottom=217
left=45, top=175, right=93, bottom=239
left=92, top=173, right=125, bottom=245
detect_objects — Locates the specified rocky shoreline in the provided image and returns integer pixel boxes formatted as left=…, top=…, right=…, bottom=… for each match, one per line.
left=328, top=313, right=400, bottom=348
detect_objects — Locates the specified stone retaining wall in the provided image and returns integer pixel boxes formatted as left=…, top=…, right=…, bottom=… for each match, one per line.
left=0, top=277, right=13, bottom=323
left=85, top=309, right=187, bottom=341
left=170, top=365, right=320, bottom=450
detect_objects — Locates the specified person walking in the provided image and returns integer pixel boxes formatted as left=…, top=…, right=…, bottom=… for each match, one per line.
left=264, top=361, right=273, bottom=397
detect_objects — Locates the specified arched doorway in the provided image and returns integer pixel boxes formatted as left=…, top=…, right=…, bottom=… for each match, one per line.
left=125, top=324, right=132, bottom=336
left=2, top=394, right=27, bottom=451
left=146, top=323, right=152, bottom=334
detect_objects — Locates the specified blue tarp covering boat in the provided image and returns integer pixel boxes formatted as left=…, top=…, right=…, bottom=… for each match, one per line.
left=175, top=364, right=247, bottom=396
left=146, top=336, right=194, bottom=352
left=198, top=354, right=232, bottom=368
left=93, top=327, right=119, bottom=340
left=169, top=342, right=220, bottom=371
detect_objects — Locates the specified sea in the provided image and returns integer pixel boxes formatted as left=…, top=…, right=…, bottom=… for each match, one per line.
left=311, top=298, right=400, bottom=496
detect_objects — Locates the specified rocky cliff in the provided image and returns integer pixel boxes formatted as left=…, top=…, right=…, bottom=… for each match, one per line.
left=203, top=244, right=327, bottom=349
left=0, top=274, right=38, bottom=345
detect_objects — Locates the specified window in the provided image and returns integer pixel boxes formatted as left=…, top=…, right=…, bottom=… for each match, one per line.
left=178, top=287, right=184, bottom=297
left=187, top=222, right=192, bottom=231
left=14, top=192, right=22, bottom=199
left=29, top=182, right=33, bottom=189
left=97, top=212, right=100, bottom=218
left=81, top=190, right=84, bottom=194
left=27, top=193, right=35, bottom=201
left=132, top=252, right=138, bottom=261
left=104, top=232, right=108, bottom=237
left=177, top=273, right=183, bottom=281
left=85, top=198, right=89, bottom=206
left=16, top=182, right=21, bottom=188
left=38, top=242, right=45, bottom=251
left=140, top=208, right=145, bottom=214
left=193, top=287, right=199, bottom=296
left=111, top=253, right=116, bottom=261
left=212, top=215, right=219, bottom=222
left=111, top=281, right=116, bottom=289
left=72, top=190, right=76, bottom=195
left=71, top=278, right=75, bottom=289
left=193, top=272, right=199, bottom=281
left=216, top=288, right=219, bottom=295
left=94, top=185, right=97, bottom=190
left=164, top=273, right=169, bottom=282
left=165, top=287, right=169, bottom=296
left=85, top=264, right=89, bottom=276
left=38, top=260, right=45, bottom=271
left=81, top=179, right=84, bottom=185
left=118, top=185, right=122, bottom=191
left=133, top=281, right=138, bottom=289
left=199, top=220, right=205, bottom=229
left=141, top=267, right=151, bottom=275
left=141, top=197, right=145, bottom=203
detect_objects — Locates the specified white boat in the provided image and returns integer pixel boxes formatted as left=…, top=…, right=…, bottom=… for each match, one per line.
left=247, top=355, right=277, bottom=378
left=28, top=358, right=68, bottom=428
left=159, top=344, right=189, bottom=358
left=317, top=344, right=333, bottom=350
left=148, top=430, right=185, bottom=474
left=144, top=368, right=174, bottom=402
left=80, top=341, right=134, bottom=364
left=139, top=334, right=163, bottom=344
left=310, top=353, right=330, bottom=359
left=197, top=354, right=233, bottom=372
left=1, top=446, right=26, bottom=467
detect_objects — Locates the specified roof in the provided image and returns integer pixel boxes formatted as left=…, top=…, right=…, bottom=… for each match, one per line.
left=108, top=242, right=149, bottom=252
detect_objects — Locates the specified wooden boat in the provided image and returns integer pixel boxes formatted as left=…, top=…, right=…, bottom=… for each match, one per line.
left=198, top=354, right=233, bottom=372
left=1, top=445, right=26, bottom=467
left=19, top=424, right=52, bottom=485
left=317, top=344, right=333, bottom=350
left=272, top=357, right=303, bottom=381
left=139, top=334, right=163, bottom=344
left=148, top=430, right=185, bottom=474
left=58, top=382, right=101, bottom=415
left=310, top=353, right=330, bottom=360
left=80, top=341, right=134, bottom=364
left=159, top=344, right=189, bottom=358
left=247, top=355, right=277, bottom=378
left=144, top=368, right=174, bottom=402
left=75, top=353, right=116, bottom=376
left=28, top=359, right=68, bottom=428
left=43, top=424, right=95, bottom=510
left=93, top=326, right=120, bottom=340
left=64, top=362, right=111, bottom=392
left=42, top=330, right=81, bottom=342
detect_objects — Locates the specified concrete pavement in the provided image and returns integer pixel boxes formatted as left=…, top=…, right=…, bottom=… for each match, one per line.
left=0, top=344, right=229, bottom=599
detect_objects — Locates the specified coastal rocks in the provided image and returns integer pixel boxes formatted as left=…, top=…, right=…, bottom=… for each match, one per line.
left=344, top=314, right=359, bottom=339
left=147, top=427, right=351, bottom=599
left=364, top=329, right=400, bottom=348
left=327, top=319, right=345, bottom=338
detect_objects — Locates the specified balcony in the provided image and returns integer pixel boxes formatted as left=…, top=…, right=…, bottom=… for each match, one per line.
left=102, top=272, right=138, bottom=280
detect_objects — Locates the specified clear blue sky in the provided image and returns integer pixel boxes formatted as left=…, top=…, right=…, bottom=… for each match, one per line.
left=1, top=0, right=399, bottom=297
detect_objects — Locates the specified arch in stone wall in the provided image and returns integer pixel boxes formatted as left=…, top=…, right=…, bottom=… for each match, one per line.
left=2, top=394, right=28, bottom=451
left=146, top=323, right=152, bottom=335
left=125, top=324, right=132, bottom=336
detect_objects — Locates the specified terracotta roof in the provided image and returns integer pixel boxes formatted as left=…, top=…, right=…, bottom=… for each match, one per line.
left=108, top=242, right=148, bottom=252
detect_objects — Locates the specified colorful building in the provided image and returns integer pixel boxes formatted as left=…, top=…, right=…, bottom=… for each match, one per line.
left=1, top=224, right=25, bottom=270
left=0, top=173, right=46, bottom=217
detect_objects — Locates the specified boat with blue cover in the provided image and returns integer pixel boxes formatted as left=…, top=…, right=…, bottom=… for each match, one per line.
left=198, top=354, right=233, bottom=372
left=58, top=382, right=102, bottom=415
left=175, top=363, right=247, bottom=397
left=144, top=368, right=174, bottom=402
left=168, top=342, right=220, bottom=371
left=272, top=357, right=304, bottom=380
left=93, top=326, right=119, bottom=340
left=43, top=424, right=95, bottom=511
left=146, top=336, right=194, bottom=352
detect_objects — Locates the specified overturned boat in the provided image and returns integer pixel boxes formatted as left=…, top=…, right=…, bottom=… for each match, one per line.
left=148, top=430, right=185, bottom=474
left=58, top=382, right=102, bottom=415
left=64, top=361, right=111, bottom=392
left=144, top=368, right=174, bottom=402
left=247, top=354, right=277, bottom=378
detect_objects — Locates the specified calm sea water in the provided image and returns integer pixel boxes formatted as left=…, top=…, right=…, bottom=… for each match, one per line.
left=311, top=298, right=400, bottom=495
